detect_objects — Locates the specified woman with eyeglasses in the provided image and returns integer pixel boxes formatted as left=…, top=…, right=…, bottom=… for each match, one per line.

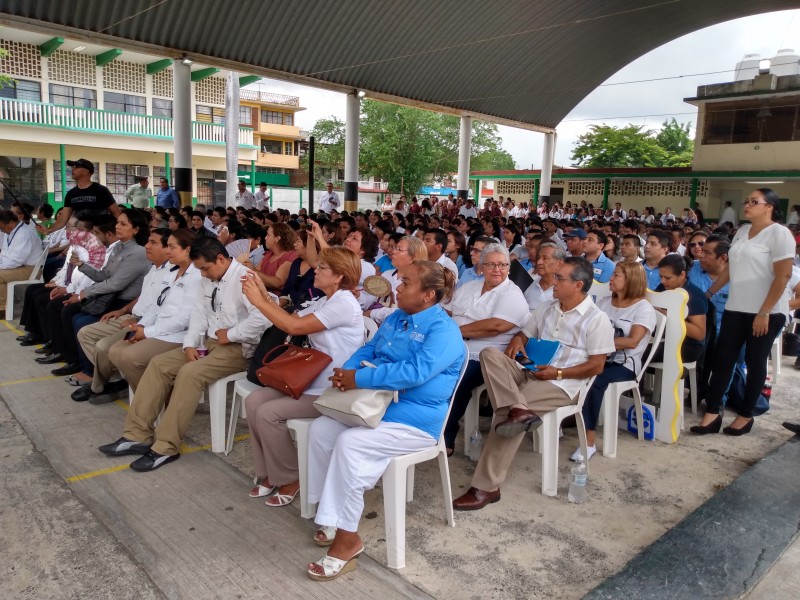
left=107, top=228, right=202, bottom=391
left=692, top=188, right=794, bottom=436
left=241, top=247, right=365, bottom=507
left=378, top=235, right=428, bottom=300
left=684, top=230, right=708, bottom=262
left=442, top=243, right=530, bottom=456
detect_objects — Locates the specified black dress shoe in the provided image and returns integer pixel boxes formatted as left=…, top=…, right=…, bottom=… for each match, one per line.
left=690, top=414, right=723, bottom=435
left=51, top=363, right=81, bottom=376
left=723, top=418, right=754, bottom=436
left=130, top=450, right=180, bottom=472
left=15, top=333, right=28, bottom=342
left=99, top=437, right=152, bottom=457
left=783, top=421, right=800, bottom=435
left=18, top=333, right=41, bottom=345
left=35, top=353, right=63, bottom=365
left=34, top=343, right=53, bottom=355
left=88, top=380, right=129, bottom=405
left=494, top=407, right=542, bottom=437
left=71, top=384, right=94, bottom=402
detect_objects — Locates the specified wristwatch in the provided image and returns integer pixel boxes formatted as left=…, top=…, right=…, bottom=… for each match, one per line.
left=556, top=369, right=563, bottom=381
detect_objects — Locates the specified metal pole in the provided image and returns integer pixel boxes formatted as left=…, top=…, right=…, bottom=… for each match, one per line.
left=602, top=178, right=611, bottom=210
left=457, top=115, right=472, bottom=201
left=308, top=135, right=315, bottom=214
left=540, top=131, right=556, bottom=205
left=250, top=159, right=256, bottom=193
left=225, top=70, right=240, bottom=208
left=59, top=144, right=66, bottom=203
left=164, top=152, right=170, bottom=183
left=344, top=92, right=360, bottom=212
left=173, top=59, right=193, bottom=206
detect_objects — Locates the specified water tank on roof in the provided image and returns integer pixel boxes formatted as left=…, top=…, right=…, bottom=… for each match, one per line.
left=734, top=53, right=761, bottom=81
left=770, top=48, right=800, bottom=76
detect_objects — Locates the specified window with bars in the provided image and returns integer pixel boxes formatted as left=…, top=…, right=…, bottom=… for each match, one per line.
left=0, top=80, right=42, bottom=102
left=53, top=160, right=99, bottom=202
left=196, top=105, right=225, bottom=124
left=239, top=106, right=252, bottom=126
left=284, top=142, right=294, bottom=156
left=49, top=84, right=97, bottom=108
left=0, top=156, right=46, bottom=204
left=104, top=92, right=146, bottom=115
left=152, top=98, right=173, bottom=118
left=261, top=139, right=283, bottom=154
left=260, top=110, right=285, bottom=124
left=106, top=163, right=148, bottom=203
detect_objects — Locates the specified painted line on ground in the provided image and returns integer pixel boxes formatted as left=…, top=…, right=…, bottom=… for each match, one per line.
left=0, top=375, right=60, bottom=387
left=0, top=320, right=25, bottom=336
left=64, top=434, right=251, bottom=483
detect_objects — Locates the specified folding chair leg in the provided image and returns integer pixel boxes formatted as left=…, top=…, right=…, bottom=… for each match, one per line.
left=382, top=460, right=407, bottom=569
left=209, top=386, right=227, bottom=453
left=575, top=412, right=589, bottom=476
left=632, top=388, right=645, bottom=442
left=688, top=367, right=698, bottom=415
left=462, top=389, right=480, bottom=456
left=539, top=420, right=560, bottom=497
left=406, top=464, right=415, bottom=502
left=225, top=393, right=241, bottom=455
left=601, top=390, right=619, bottom=459
left=436, top=450, right=455, bottom=527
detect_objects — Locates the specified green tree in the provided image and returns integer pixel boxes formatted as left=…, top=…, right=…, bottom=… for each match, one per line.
left=301, top=116, right=346, bottom=188
left=656, top=118, right=694, bottom=167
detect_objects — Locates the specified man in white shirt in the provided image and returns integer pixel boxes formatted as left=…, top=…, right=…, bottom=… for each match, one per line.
left=0, top=209, right=43, bottom=316
left=458, top=200, right=478, bottom=219
left=235, top=180, right=256, bottom=210
left=614, top=202, right=627, bottom=220
left=523, top=242, right=563, bottom=309
left=254, top=182, right=269, bottom=211
left=719, top=201, right=738, bottom=227
left=98, top=237, right=270, bottom=471
left=660, top=207, right=676, bottom=226
left=319, top=182, right=341, bottom=214
left=423, top=228, right=459, bottom=280
left=453, top=257, right=614, bottom=510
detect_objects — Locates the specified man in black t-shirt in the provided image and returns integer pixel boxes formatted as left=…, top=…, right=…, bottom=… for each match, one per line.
left=43, top=159, right=121, bottom=234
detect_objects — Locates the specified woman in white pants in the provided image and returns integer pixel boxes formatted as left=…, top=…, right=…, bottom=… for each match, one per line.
left=305, top=261, right=466, bottom=582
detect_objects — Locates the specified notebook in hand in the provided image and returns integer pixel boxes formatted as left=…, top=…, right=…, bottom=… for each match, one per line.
left=515, top=338, right=561, bottom=371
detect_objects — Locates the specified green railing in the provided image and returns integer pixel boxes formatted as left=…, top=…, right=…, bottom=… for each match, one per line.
left=0, top=98, right=255, bottom=147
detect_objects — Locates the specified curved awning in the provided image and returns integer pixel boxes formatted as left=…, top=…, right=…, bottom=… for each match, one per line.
left=1, top=0, right=796, bottom=131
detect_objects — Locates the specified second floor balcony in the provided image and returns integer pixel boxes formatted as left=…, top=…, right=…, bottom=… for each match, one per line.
left=0, top=98, right=256, bottom=148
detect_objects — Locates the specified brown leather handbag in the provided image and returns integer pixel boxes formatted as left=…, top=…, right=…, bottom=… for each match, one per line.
left=255, top=344, right=332, bottom=399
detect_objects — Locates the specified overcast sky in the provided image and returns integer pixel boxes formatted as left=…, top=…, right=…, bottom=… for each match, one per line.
left=246, top=8, right=800, bottom=170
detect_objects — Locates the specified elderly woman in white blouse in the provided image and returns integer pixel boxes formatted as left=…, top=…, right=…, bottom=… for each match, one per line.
left=442, top=243, right=531, bottom=455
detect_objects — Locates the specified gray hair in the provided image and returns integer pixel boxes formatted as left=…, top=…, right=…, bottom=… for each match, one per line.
left=539, top=242, right=567, bottom=262
left=563, top=256, right=594, bottom=293
left=479, top=242, right=509, bottom=264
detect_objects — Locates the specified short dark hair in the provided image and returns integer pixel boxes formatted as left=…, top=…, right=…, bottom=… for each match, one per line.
left=355, top=227, right=379, bottom=262
left=93, top=214, right=117, bottom=235
left=151, top=227, right=171, bottom=247
left=756, top=188, right=783, bottom=222
left=648, top=230, right=671, bottom=250
left=564, top=256, right=594, bottom=293
left=0, top=209, right=18, bottom=224
left=190, top=237, right=230, bottom=262
left=38, top=203, right=54, bottom=219
left=704, top=234, right=731, bottom=258
left=122, top=208, right=151, bottom=246
left=658, top=253, right=691, bottom=275
left=169, top=227, right=197, bottom=249
left=622, top=233, right=642, bottom=247
left=425, top=227, right=448, bottom=252
left=589, top=230, right=608, bottom=246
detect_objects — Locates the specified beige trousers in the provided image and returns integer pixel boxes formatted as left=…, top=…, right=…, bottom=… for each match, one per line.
left=245, top=387, right=321, bottom=486
left=77, top=315, right=135, bottom=393
left=0, top=265, right=34, bottom=307
left=108, top=337, right=181, bottom=391
left=122, top=340, right=248, bottom=455
left=471, top=347, right=573, bottom=492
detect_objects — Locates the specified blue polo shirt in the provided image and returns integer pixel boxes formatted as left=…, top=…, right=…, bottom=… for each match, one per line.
left=687, top=261, right=729, bottom=333
left=643, top=262, right=662, bottom=290
left=590, top=252, right=615, bottom=283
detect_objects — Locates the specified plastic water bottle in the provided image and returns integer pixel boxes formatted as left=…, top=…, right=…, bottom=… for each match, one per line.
left=568, top=461, right=587, bottom=504
left=196, top=334, right=208, bottom=358
left=468, top=427, right=482, bottom=462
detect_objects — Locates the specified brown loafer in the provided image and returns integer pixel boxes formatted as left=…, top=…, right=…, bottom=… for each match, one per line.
left=494, top=407, right=542, bottom=437
left=453, top=486, right=501, bottom=511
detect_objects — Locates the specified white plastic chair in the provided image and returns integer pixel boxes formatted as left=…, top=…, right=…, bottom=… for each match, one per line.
left=651, top=360, right=698, bottom=416
left=207, top=371, right=247, bottom=453
left=769, top=332, right=781, bottom=385
left=226, top=377, right=259, bottom=455
left=288, top=342, right=470, bottom=570
left=5, top=244, right=48, bottom=320
left=600, top=311, right=666, bottom=458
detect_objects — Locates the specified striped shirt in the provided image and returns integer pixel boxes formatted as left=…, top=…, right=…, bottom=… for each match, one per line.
left=521, top=295, right=615, bottom=399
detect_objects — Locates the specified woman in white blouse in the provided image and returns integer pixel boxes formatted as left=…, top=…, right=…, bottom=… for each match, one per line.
left=442, top=243, right=531, bottom=455
left=692, top=188, right=794, bottom=436
left=573, top=262, right=656, bottom=461
left=379, top=235, right=428, bottom=301
left=106, top=228, right=203, bottom=391
left=241, top=247, right=365, bottom=506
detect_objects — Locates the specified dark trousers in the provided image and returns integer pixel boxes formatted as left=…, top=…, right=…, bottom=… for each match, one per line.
left=19, top=283, right=48, bottom=335
left=444, top=359, right=484, bottom=449
left=705, top=310, right=785, bottom=418
left=582, top=363, right=636, bottom=431
left=42, top=295, right=68, bottom=342
left=54, top=298, right=130, bottom=364
left=43, top=255, right=65, bottom=283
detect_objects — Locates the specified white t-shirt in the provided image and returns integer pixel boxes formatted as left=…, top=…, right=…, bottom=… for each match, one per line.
left=727, top=223, right=795, bottom=316
left=524, top=275, right=554, bottom=310
left=298, top=289, right=364, bottom=395
left=444, top=278, right=530, bottom=360
left=436, top=253, right=459, bottom=280
left=597, top=297, right=657, bottom=374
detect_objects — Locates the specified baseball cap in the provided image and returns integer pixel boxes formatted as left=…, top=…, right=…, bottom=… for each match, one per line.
left=563, top=229, right=587, bottom=240
left=66, top=158, right=94, bottom=174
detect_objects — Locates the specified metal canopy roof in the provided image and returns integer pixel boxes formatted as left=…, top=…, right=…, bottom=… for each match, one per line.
left=1, top=0, right=797, bottom=132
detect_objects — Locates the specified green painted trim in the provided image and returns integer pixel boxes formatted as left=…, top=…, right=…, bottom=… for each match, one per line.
left=690, top=177, right=699, bottom=209
left=250, top=160, right=256, bottom=193
left=533, top=179, right=540, bottom=206
left=165, top=153, right=170, bottom=182
left=470, top=170, right=800, bottom=181
left=95, top=48, right=122, bottom=67
left=239, top=75, right=260, bottom=87
left=191, top=68, right=220, bottom=82
left=39, top=37, right=63, bottom=57
left=602, top=178, right=611, bottom=210
left=269, top=187, right=273, bottom=208
left=299, top=189, right=303, bottom=210
left=43, top=191, right=55, bottom=204
left=59, top=144, right=66, bottom=204
left=147, top=59, right=172, bottom=75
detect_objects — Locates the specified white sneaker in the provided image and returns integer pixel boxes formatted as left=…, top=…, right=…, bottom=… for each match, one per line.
left=569, top=445, right=596, bottom=462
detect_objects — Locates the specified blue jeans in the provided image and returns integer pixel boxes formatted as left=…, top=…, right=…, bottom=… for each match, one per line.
left=582, top=363, right=636, bottom=431
left=443, top=360, right=484, bottom=449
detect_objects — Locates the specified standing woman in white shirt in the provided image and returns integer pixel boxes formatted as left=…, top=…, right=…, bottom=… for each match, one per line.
left=241, top=247, right=365, bottom=506
left=692, top=189, right=794, bottom=436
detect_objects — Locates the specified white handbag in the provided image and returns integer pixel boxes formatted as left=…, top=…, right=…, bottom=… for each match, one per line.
left=313, top=387, right=398, bottom=428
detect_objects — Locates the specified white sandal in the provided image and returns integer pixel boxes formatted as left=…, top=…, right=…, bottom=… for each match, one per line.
left=248, top=484, right=275, bottom=498
left=314, top=526, right=336, bottom=547
left=265, top=489, right=299, bottom=507
left=307, top=547, right=363, bottom=581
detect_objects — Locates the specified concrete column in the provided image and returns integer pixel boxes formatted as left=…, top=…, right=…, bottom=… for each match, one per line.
left=540, top=131, right=556, bottom=204
left=457, top=115, right=472, bottom=201
left=173, top=59, right=193, bottom=206
left=344, top=92, right=360, bottom=213
left=225, top=70, right=240, bottom=208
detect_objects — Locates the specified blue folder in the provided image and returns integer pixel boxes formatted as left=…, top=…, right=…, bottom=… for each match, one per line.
left=516, top=338, right=561, bottom=371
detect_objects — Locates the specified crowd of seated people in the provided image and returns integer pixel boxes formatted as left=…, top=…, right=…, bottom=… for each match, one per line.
left=6, top=186, right=800, bottom=581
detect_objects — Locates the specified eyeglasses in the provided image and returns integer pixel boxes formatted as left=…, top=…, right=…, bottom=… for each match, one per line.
left=482, top=262, right=510, bottom=271
left=742, top=199, right=768, bottom=207
left=689, top=241, right=705, bottom=248
left=316, top=264, right=333, bottom=271
left=393, top=247, right=410, bottom=254
left=554, top=274, right=575, bottom=282
left=470, top=247, right=482, bottom=254
left=156, top=286, right=171, bottom=307
left=210, top=287, right=218, bottom=312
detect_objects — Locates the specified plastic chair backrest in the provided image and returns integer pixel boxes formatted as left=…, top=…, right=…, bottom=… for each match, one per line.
left=590, top=279, right=612, bottom=299
left=638, top=310, right=667, bottom=383
left=28, top=245, right=49, bottom=280
left=437, top=342, right=470, bottom=442
left=363, top=315, right=379, bottom=342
